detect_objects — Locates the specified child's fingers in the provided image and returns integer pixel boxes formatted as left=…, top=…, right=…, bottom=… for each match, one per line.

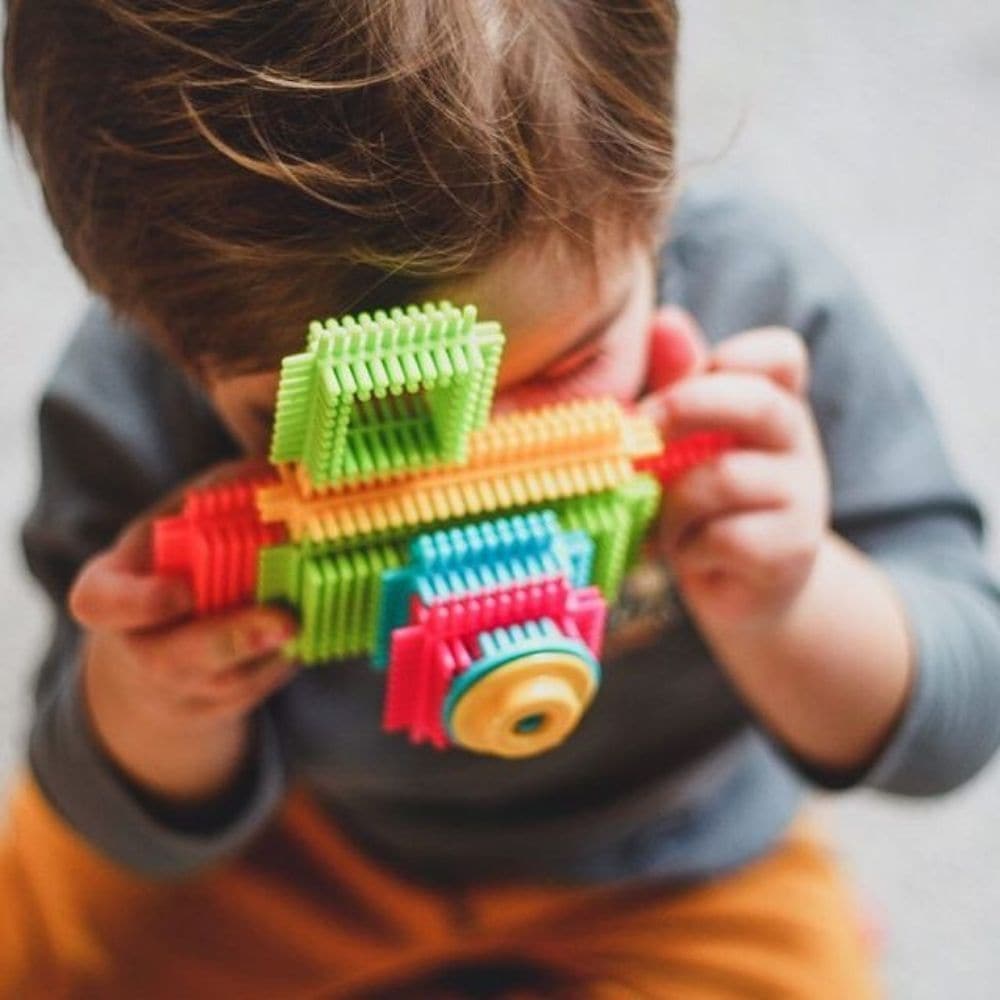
left=109, top=456, right=277, bottom=571
left=180, top=657, right=298, bottom=722
left=674, top=508, right=819, bottom=588
left=69, top=551, right=193, bottom=631
left=126, top=605, right=297, bottom=685
left=656, top=371, right=804, bottom=450
left=660, top=451, right=791, bottom=554
left=710, top=327, right=810, bottom=396
left=208, top=651, right=292, bottom=695
left=645, top=305, right=711, bottom=392
left=193, top=655, right=298, bottom=718
left=70, top=456, right=279, bottom=630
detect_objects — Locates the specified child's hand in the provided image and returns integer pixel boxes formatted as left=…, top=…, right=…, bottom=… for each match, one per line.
left=68, top=459, right=298, bottom=804
left=639, top=308, right=831, bottom=636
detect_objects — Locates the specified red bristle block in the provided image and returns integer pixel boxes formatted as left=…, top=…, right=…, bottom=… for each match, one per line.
left=152, top=475, right=284, bottom=614
left=407, top=575, right=570, bottom=641
left=383, top=624, right=455, bottom=748
left=563, top=586, right=607, bottom=658
left=635, top=430, right=737, bottom=485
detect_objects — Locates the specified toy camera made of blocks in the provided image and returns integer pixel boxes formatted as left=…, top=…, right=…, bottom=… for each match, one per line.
left=154, top=302, right=729, bottom=759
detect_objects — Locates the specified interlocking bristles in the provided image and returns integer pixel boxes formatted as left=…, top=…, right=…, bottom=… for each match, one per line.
left=257, top=401, right=662, bottom=549
left=152, top=475, right=285, bottom=614
left=376, top=510, right=607, bottom=748
left=412, top=575, right=573, bottom=641
left=257, top=541, right=407, bottom=664
left=382, top=628, right=460, bottom=748
left=373, top=512, right=593, bottom=668
left=554, top=475, right=661, bottom=601
left=149, top=295, right=736, bottom=758
left=476, top=618, right=564, bottom=659
left=382, top=584, right=607, bottom=749
left=269, top=301, right=503, bottom=488
left=635, top=430, right=737, bottom=485
left=409, top=511, right=584, bottom=602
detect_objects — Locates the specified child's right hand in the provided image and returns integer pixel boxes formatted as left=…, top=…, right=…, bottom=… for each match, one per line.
left=68, top=460, right=298, bottom=806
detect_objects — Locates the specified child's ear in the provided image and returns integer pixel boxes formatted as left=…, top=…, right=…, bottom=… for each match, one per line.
left=645, top=305, right=710, bottom=393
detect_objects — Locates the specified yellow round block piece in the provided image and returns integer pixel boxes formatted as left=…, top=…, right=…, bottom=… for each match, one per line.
left=450, top=652, right=598, bottom=759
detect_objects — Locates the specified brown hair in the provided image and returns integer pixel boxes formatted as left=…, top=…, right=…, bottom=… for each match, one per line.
left=5, top=1, right=678, bottom=375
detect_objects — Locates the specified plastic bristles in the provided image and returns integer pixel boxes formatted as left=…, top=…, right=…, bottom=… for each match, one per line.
left=635, top=430, right=737, bottom=485
left=377, top=511, right=605, bottom=748
left=258, top=401, right=662, bottom=547
left=152, top=474, right=284, bottom=614
left=256, top=541, right=406, bottom=664
left=382, top=585, right=607, bottom=749
left=268, top=302, right=503, bottom=488
left=554, top=475, right=661, bottom=601
left=372, top=511, right=591, bottom=666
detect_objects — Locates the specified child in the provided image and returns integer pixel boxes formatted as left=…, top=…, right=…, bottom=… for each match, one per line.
left=4, top=1, right=999, bottom=996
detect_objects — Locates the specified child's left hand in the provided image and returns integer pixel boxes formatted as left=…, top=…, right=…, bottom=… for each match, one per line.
left=638, top=307, right=831, bottom=636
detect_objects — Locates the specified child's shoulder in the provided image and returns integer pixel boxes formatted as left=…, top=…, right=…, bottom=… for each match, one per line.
left=670, top=171, right=833, bottom=265
left=663, top=172, right=863, bottom=343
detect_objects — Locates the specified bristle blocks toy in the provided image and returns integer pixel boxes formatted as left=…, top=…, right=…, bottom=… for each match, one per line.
left=269, top=302, right=502, bottom=488
left=376, top=512, right=606, bottom=757
left=153, top=476, right=285, bottom=614
left=153, top=301, right=732, bottom=758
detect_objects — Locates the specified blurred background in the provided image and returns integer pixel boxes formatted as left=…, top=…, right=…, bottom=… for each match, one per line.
left=1, top=2, right=998, bottom=995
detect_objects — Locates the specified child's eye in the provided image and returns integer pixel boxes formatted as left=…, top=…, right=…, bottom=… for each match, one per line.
left=541, top=341, right=606, bottom=382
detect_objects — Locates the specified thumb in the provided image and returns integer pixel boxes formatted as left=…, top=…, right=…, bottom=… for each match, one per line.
left=645, top=305, right=710, bottom=394
left=69, top=457, right=272, bottom=631
left=69, top=547, right=193, bottom=631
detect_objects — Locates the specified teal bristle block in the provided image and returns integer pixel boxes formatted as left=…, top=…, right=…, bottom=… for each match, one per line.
left=476, top=618, right=564, bottom=660
left=372, top=511, right=592, bottom=668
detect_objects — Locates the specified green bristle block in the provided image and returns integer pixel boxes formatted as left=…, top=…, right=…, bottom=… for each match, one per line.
left=268, top=302, right=503, bottom=488
left=554, top=475, right=661, bottom=602
left=470, top=335, right=503, bottom=429
left=257, top=540, right=406, bottom=664
left=257, top=545, right=302, bottom=604
left=619, top=473, right=661, bottom=569
left=556, top=498, right=623, bottom=601
left=268, top=351, right=318, bottom=464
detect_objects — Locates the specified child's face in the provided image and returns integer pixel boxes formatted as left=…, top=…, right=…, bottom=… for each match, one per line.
left=207, top=239, right=657, bottom=457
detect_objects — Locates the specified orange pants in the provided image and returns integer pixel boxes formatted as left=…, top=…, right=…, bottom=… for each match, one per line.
left=0, top=777, right=880, bottom=999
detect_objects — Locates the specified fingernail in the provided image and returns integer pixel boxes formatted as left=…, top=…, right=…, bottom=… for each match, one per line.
left=250, top=623, right=294, bottom=652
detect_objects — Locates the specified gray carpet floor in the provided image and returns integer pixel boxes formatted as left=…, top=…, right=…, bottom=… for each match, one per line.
left=1, top=3, right=998, bottom=995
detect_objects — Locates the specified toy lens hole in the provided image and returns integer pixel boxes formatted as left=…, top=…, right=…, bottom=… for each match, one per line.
left=514, top=713, right=546, bottom=735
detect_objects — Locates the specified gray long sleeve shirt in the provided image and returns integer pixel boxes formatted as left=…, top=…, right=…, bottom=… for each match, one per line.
left=21, top=180, right=1000, bottom=882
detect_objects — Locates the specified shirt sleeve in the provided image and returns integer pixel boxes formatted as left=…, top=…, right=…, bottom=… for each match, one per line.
left=21, top=303, right=289, bottom=876
left=668, top=181, right=1000, bottom=796
left=802, top=279, right=1000, bottom=796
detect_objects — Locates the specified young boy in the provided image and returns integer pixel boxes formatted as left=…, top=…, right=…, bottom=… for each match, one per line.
left=4, top=1, right=999, bottom=997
